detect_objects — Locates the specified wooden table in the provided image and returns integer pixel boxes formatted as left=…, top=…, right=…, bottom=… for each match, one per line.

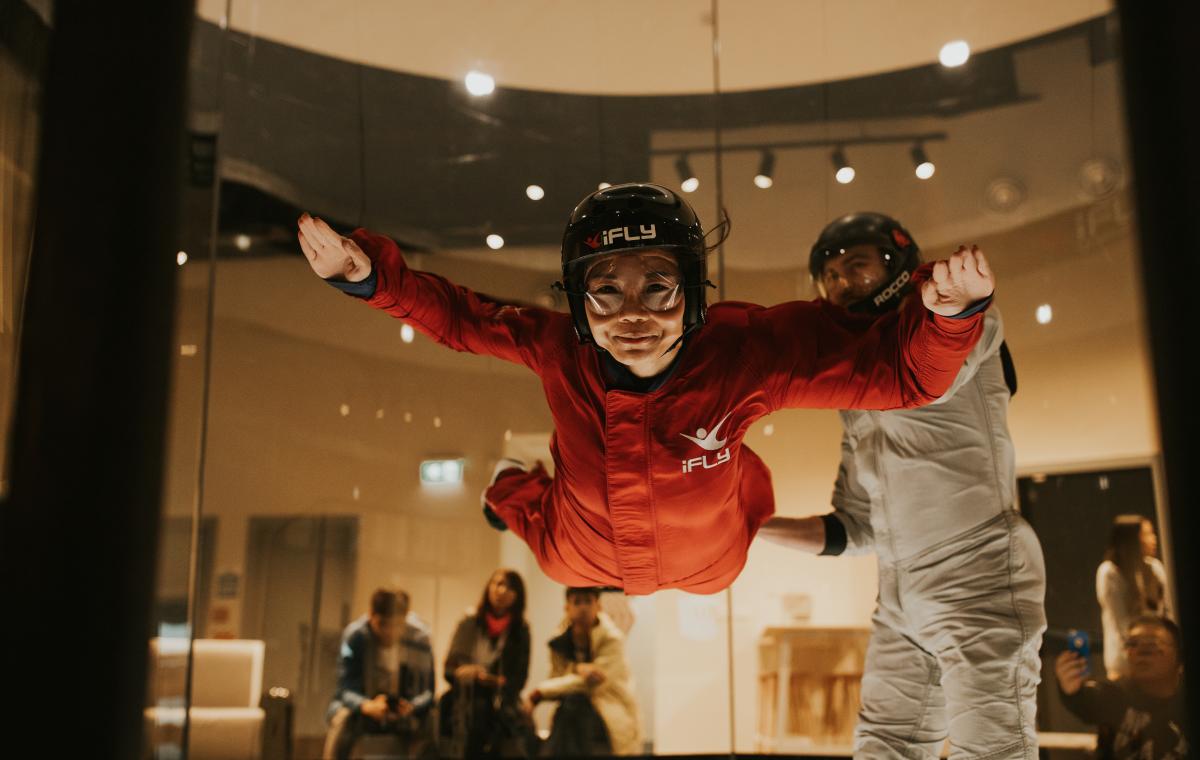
left=756, top=626, right=870, bottom=753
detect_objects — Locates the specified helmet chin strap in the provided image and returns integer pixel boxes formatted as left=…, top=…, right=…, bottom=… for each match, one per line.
left=658, top=323, right=695, bottom=358
left=657, top=278, right=715, bottom=356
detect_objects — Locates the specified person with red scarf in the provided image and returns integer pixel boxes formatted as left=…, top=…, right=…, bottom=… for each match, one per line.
left=298, top=183, right=995, bottom=595
left=440, top=569, right=534, bottom=758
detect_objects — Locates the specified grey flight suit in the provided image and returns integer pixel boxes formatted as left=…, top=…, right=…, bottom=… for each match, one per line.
left=827, top=308, right=1047, bottom=759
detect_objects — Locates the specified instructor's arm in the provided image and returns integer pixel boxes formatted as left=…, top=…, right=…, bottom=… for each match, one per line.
left=758, top=246, right=996, bottom=412
left=758, top=516, right=826, bottom=554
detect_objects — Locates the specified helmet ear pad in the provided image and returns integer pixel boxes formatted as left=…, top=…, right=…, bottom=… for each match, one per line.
left=564, top=288, right=593, bottom=344
left=680, top=256, right=708, bottom=332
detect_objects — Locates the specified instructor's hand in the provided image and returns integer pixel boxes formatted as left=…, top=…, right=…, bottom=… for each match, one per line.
left=921, top=245, right=993, bottom=317
left=297, top=213, right=372, bottom=283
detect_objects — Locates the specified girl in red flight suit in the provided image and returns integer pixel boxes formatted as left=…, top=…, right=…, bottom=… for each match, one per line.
left=298, top=183, right=994, bottom=596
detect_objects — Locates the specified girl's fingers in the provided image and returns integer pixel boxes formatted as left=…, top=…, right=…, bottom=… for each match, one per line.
left=298, top=231, right=318, bottom=262
left=299, top=214, right=328, bottom=251
left=948, top=250, right=966, bottom=277
left=314, top=216, right=343, bottom=248
left=932, top=259, right=949, bottom=284
left=974, top=248, right=991, bottom=279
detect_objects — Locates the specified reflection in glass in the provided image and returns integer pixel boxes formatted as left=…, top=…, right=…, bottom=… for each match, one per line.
left=719, top=4, right=1159, bottom=757
left=0, top=3, right=47, bottom=497
left=151, top=2, right=1174, bottom=757
left=179, top=2, right=721, bottom=755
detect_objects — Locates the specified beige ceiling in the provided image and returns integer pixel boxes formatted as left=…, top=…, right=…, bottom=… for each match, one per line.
left=197, top=0, right=1111, bottom=95
left=406, top=32, right=1128, bottom=274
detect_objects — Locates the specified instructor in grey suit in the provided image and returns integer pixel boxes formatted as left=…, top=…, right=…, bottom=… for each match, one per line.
left=760, top=213, right=1046, bottom=759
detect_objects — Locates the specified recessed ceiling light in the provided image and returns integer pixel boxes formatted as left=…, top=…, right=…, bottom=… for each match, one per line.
left=1079, top=157, right=1122, bottom=198
left=464, top=70, right=495, bottom=96
left=400, top=324, right=415, bottom=343
left=486, top=234, right=505, bottom=250
left=985, top=177, right=1026, bottom=213
left=176, top=251, right=188, bottom=266
left=234, top=234, right=251, bottom=251
left=1036, top=304, right=1053, bottom=324
left=939, top=40, right=970, bottom=68
left=526, top=184, right=545, bottom=201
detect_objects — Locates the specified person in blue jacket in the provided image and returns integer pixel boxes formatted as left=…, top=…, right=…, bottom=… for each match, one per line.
left=323, top=587, right=436, bottom=760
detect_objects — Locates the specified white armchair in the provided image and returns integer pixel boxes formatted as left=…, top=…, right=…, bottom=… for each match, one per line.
left=144, top=638, right=268, bottom=760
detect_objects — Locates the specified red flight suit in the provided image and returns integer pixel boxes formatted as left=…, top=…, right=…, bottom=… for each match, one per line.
left=349, top=229, right=985, bottom=595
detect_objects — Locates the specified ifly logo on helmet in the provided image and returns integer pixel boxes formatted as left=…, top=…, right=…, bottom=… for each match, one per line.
left=584, top=224, right=658, bottom=250
left=872, top=270, right=911, bottom=307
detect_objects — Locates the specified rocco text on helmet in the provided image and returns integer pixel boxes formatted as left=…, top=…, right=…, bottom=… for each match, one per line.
left=873, top=269, right=911, bottom=307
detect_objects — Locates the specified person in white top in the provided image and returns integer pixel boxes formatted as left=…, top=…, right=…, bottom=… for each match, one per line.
left=1096, top=514, right=1171, bottom=680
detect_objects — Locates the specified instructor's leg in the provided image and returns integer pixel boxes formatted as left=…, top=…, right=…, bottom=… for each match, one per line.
left=917, top=515, right=1047, bottom=760
left=855, top=577, right=948, bottom=759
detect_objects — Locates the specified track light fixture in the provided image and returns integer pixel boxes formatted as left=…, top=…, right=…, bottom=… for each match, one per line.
left=753, top=150, right=776, bottom=189
left=832, top=147, right=855, bottom=184
left=911, top=143, right=936, bottom=180
left=676, top=154, right=699, bottom=193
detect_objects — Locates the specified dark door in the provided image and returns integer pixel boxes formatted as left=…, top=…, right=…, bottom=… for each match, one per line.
left=1020, top=465, right=1160, bottom=737
left=244, top=516, right=358, bottom=741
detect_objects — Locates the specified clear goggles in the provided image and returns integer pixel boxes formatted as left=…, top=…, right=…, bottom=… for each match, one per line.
left=581, top=279, right=683, bottom=316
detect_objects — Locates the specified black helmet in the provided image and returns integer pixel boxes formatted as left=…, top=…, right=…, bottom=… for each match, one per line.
left=558, top=183, right=708, bottom=344
left=809, top=212, right=921, bottom=314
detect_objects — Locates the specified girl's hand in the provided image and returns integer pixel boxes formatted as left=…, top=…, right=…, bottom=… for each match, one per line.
left=921, top=245, right=994, bottom=316
left=297, top=213, right=372, bottom=283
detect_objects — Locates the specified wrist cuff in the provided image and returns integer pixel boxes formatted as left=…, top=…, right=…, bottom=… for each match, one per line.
left=819, top=514, right=848, bottom=556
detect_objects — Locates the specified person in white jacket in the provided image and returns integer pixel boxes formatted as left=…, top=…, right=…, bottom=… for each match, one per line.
left=1097, top=514, right=1171, bottom=680
left=760, top=213, right=1047, bottom=759
left=528, top=588, right=641, bottom=756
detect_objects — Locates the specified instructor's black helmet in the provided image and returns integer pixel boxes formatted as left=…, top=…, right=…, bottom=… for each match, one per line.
left=558, top=183, right=708, bottom=345
left=809, top=212, right=921, bottom=314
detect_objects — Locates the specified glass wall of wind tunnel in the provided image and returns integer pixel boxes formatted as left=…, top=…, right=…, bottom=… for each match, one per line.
left=709, top=3, right=1160, bottom=754
left=142, top=3, right=231, bottom=758
left=172, top=1, right=725, bottom=757
left=0, top=2, right=46, bottom=502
